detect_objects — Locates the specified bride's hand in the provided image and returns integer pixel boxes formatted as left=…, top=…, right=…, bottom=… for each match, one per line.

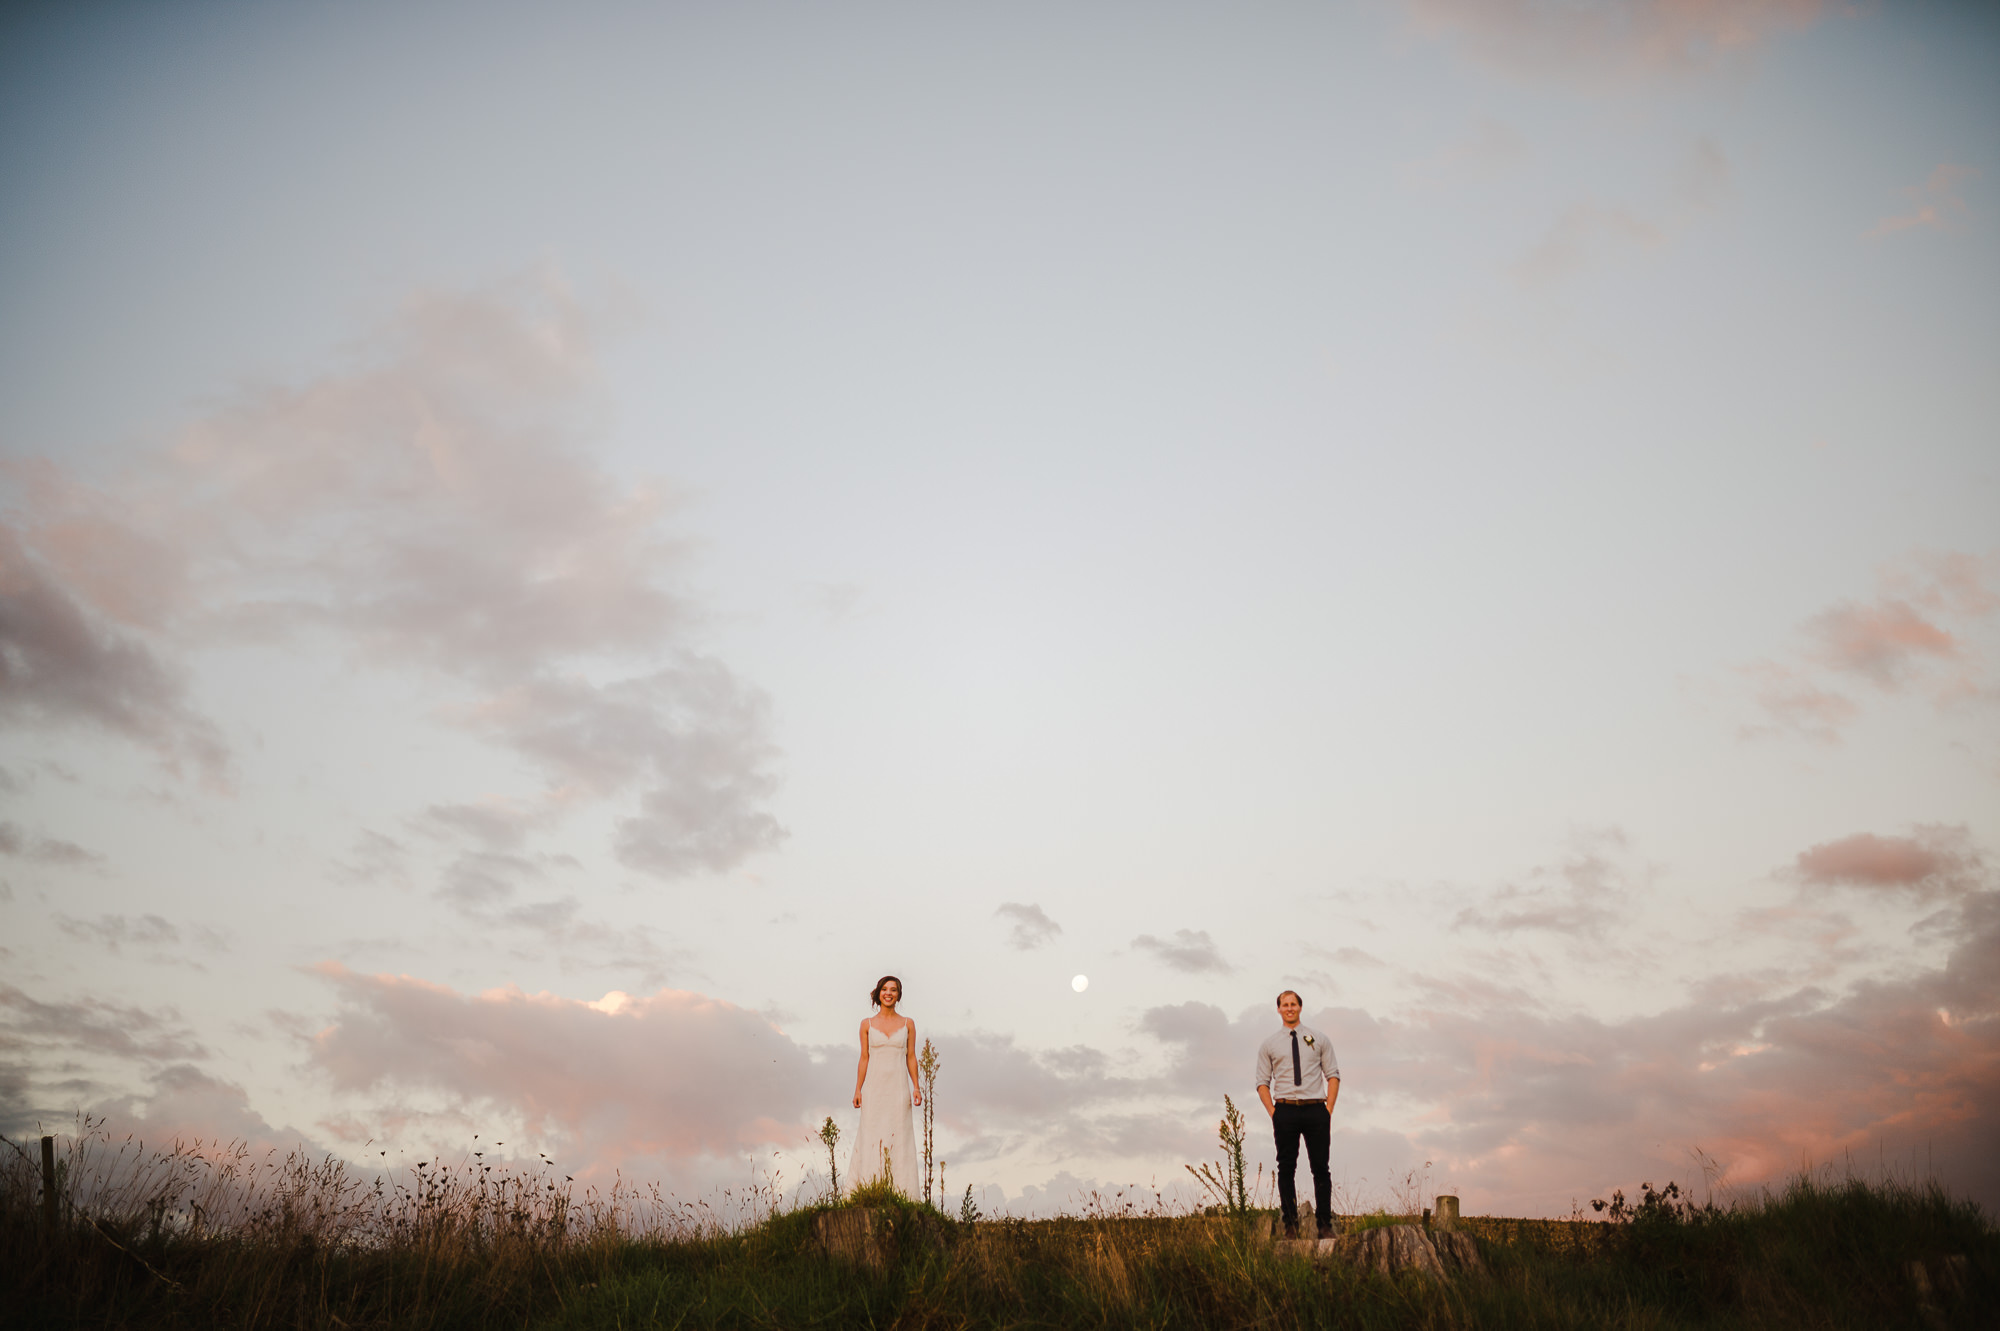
left=852, top=1093, right=862, bottom=1108
left=913, top=1090, right=923, bottom=1107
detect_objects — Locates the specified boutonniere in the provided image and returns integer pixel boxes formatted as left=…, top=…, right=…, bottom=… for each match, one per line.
left=1301, top=1034, right=1317, bottom=1049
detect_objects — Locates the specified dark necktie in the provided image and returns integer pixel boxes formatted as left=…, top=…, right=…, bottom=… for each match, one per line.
left=1291, top=1031, right=1302, bottom=1087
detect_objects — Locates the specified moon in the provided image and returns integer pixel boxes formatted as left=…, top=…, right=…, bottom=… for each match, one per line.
left=1071, top=974, right=1089, bottom=993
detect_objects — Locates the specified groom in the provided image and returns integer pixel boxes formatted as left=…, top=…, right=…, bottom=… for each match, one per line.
left=1256, top=989, right=1340, bottom=1239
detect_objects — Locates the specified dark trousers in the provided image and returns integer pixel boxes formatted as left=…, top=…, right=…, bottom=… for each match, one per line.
left=1272, top=1101, right=1331, bottom=1233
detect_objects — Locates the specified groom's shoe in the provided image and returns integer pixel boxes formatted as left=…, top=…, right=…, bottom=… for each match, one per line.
left=1316, top=1224, right=1335, bottom=1240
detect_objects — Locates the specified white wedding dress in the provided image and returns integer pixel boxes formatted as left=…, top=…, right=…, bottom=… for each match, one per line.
left=849, top=1023, right=919, bottom=1198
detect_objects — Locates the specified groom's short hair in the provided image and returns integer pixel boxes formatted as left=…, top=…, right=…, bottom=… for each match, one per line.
left=1275, top=989, right=1303, bottom=1007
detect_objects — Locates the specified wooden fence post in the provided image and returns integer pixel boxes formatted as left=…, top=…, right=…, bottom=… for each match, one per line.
left=41, top=1135, right=58, bottom=1234
left=1433, top=1195, right=1460, bottom=1232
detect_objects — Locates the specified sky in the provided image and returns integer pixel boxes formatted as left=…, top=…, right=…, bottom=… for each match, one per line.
left=1, top=0, right=1997, bottom=1219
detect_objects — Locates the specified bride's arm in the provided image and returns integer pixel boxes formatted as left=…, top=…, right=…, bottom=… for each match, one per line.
left=853, top=1022, right=871, bottom=1108
left=904, top=1019, right=922, bottom=1107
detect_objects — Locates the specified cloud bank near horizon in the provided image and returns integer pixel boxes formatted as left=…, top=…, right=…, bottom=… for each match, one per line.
left=13, top=821, right=1983, bottom=1216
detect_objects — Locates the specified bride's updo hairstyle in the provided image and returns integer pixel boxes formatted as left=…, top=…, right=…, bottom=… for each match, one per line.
left=870, top=975, right=903, bottom=1008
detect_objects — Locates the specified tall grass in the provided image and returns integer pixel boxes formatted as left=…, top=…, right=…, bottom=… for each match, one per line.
left=1, top=1119, right=780, bottom=1329
left=6, top=1120, right=1995, bottom=1329
left=544, top=1175, right=1997, bottom=1331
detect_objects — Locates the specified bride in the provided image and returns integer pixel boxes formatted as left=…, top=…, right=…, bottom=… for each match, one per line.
left=849, top=974, right=922, bottom=1197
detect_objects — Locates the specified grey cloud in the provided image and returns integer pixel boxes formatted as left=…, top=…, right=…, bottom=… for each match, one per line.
left=1132, top=929, right=1231, bottom=975
left=4, top=281, right=785, bottom=882
left=805, top=582, right=864, bottom=626
left=1452, top=835, right=1642, bottom=941
left=56, top=913, right=179, bottom=951
left=84, top=1063, right=307, bottom=1156
left=330, top=830, right=409, bottom=886
left=24, top=836, right=95, bottom=865
left=0, top=821, right=101, bottom=865
left=616, top=763, right=786, bottom=880
left=995, top=902, right=1062, bottom=951
left=1139, top=1001, right=1253, bottom=1098
left=499, top=897, right=582, bottom=931
left=931, top=1031, right=1137, bottom=1129
left=1040, top=1112, right=1207, bottom=1166
left=1675, top=137, right=1733, bottom=210
left=421, top=801, right=539, bottom=850
left=1039, top=1044, right=1109, bottom=1079
left=1010, top=1170, right=1103, bottom=1216
left=437, top=850, right=543, bottom=908
left=0, top=526, right=230, bottom=787
left=0, top=983, right=210, bottom=1134
left=0, top=984, right=208, bottom=1064
left=462, top=658, right=786, bottom=879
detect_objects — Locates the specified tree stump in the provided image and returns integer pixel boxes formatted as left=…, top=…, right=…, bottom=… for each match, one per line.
left=1334, top=1225, right=1449, bottom=1279
left=815, top=1208, right=889, bottom=1270
left=1274, top=1225, right=1487, bottom=1282
left=1432, top=1195, right=1460, bottom=1232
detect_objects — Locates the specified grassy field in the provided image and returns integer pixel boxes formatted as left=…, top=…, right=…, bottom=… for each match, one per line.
left=5, top=1125, right=1995, bottom=1329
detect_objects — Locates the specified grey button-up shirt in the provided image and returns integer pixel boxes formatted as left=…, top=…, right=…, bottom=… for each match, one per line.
left=1256, top=1023, right=1340, bottom=1101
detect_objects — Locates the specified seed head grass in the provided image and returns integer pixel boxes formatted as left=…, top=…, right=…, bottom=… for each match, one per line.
left=6, top=1119, right=1996, bottom=1329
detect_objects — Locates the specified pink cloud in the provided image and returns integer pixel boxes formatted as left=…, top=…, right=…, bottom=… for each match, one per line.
left=301, top=966, right=1151, bottom=1193
left=1795, top=825, right=1983, bottom=899
left=1890, top=549, right=1999, bottom=619
left=1736, top=661, right=1859, bottom=743
left=1867, top=164, right=1977, bottom=238
left=1395, top=867, right=1999, bottom=1212
left=1141, top=836, right=1999, bottom=1215
left=1510, top=141, right=1731, bottom=288
left=1737, top=549, right=1996, bottom=742
left=1317, top=931, right=1993, bottom=1214
left=1398, top=117, right=1530, bottom=190
left=1514, top=203, right=1664, bottom=286
left=307, top=965, right=820, bottom=1171
left=1806, top=598, right=1956, bottom=686
left=1405, top=0, right=1830, bottom=84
